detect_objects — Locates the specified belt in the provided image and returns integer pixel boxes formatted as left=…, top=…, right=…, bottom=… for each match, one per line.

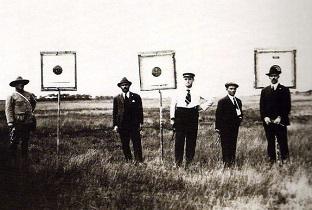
left=176, top=106, right=198, bottom=111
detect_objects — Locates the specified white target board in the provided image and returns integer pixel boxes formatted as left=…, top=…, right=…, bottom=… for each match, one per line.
left=41, top=51, right=77, bottom=91
left=254, top=49, right=296, bottom=89
left=138, top=50, right=177, bottom=91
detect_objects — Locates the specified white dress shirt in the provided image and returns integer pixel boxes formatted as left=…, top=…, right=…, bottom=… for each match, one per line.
left=227, top=94, right=242, bottom=116
left=123, top=92, right=130, bottom=99
left=170, top=87, right=213, bottom=119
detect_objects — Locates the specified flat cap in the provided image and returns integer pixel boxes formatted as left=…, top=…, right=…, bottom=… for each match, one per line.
left=225, top=82, right=239, bottom=88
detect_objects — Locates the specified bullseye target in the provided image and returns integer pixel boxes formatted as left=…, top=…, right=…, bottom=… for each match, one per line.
left=41, top=51, right=77, bottom=91
left=138, top=50, right=176, bottom=91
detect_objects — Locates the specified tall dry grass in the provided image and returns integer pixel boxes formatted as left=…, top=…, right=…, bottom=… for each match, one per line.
left=0, top=95, right=311, bottom=209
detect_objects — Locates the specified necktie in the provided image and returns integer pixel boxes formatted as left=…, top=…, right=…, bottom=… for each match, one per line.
left=125, top=94, right=129, bottom=102
left=185, top=90, right=191, bottom=105
left=233, top=97, right=239, bottom=109
left=271, top=85, right=276, bottom=92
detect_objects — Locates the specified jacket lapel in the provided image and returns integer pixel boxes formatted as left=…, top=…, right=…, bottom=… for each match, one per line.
left=226, top=95, right=234, bottom=108
left=276, top=84, right=282, bottom=92
left=119, top=94, right=124, bottom=105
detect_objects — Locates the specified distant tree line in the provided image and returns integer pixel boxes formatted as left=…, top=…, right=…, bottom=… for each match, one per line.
left=37, top=94, right=113, bottom=101
left=33, top=90, right=312, bottom=101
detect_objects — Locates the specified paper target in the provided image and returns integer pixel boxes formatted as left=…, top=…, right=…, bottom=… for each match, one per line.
left=138, top=50, right=177, bottom=91
left=254, top=49, right=296, bottom=88
left=41, top=51, right=77, bottom=91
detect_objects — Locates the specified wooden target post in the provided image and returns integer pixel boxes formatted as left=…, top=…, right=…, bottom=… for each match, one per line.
left=138, top=50, right=177, bottom=162
left=41, top=51, right=77, bottom=155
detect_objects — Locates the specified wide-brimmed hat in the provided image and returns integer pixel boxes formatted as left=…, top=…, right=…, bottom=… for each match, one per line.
left=225, top=82, right=239, bottom=88
left=9, top=76, right=29, bottom=87
left=266, top=65, right=282, bottom=76
left=117, top=77, right=132, bottom=87
left=183, top=73, right=195, bottom=78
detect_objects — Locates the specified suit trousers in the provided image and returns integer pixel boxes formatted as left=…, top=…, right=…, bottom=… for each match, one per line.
left=264, top=124, right=289, bottom=161
left=119, top=128, right=143, bottom=162
left=220, top=126, right=239, bottom=166
left=174, top=107, right=199, bottom=166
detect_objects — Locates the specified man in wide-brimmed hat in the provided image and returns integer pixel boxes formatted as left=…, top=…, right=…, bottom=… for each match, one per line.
left=260, top=65, right=291, bottom=163
left=5, top=76, right=37, bottom=158
left=113, top=77, right=144, bottom=162
left=215, top=82, right=243, bottom=166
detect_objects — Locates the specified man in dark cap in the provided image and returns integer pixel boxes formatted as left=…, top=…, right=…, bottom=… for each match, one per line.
left=5, top=76, right=37, bottom=158
left=260, top=65, right=291, bottom=163
left=215, top=82, right=243, bottom=166
left=170, top=73, right=213, bottom=167
left=113, top=77, right=144, bottom=162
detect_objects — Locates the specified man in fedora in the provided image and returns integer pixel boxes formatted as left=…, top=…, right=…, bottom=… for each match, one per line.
left=215, top=82, right=243, bottom=166
left=5, top=76, right=37, bottom=158
left=170, top=73, right=213, bottom=167
left=113, top=77, right=143, bottom=162
left=260, top=65, right=291, bottom=163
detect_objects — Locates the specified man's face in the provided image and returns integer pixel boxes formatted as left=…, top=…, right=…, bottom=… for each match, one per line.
left=227, top=86, right=237, bottom=96
left=15, top=83, right=24, bottom=92
left=120, top=83, right=130, bottom=93
left=184, top=77, right=194, bottom=88
left=269, top=74, right=279, bottom=84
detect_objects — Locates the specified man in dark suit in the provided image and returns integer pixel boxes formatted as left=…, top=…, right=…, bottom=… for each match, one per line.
left=260, top=65, right=291, bottom=163
left=215, top=82, right=243, bottom=166
left=113, top=77, right=143, bottom=162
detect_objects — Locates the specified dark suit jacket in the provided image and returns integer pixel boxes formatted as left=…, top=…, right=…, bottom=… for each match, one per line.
left=260, top=84, right=291, bottom=126
left=113, top=92, right=143, bottom=129
left=215, top=95, right=243, bottom=133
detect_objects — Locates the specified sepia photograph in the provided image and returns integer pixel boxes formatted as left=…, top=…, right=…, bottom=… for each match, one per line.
left=0, top=0, right=312, bottom=209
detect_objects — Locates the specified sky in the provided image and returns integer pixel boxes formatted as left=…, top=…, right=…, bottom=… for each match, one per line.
left=0, top=0, right=312, bottom=99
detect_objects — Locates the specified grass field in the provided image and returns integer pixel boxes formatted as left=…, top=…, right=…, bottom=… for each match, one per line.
left=0, top=94, right=311, bottom=209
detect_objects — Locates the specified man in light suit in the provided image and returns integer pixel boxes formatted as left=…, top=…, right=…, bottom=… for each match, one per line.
left=5, top=76, right=37, bottom=158
left=215, top=82, right=243, bottom=166
left=260, top=65, right=291, bottom=163
left=113, top=77, right=143, bottom=162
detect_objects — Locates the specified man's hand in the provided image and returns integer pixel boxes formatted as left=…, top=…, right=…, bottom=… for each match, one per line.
left=264, top=117, right=271, bottom=125
left=8, top=123, right=14, bottom=130
left=170, top=118, right=175, bottom=131
left=273, top=116, right=281, bottom=124
left=113, top=126, right=118, bottom=132
left=139, top=123, right=143, bottom=131
left=215, top=129, right=220, bottom=133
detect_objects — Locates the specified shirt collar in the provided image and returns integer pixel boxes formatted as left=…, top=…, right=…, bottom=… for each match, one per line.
left=123, top=92, right=130, bottom=98
left=271, top=83, right=279, bottom=90
left=228, top=94, right=235, bottom=101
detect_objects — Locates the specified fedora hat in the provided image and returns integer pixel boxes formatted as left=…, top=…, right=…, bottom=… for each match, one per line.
left=225, top=82, right=239, bottom=88
left=117, top=77, right=132, bottom=87
left=266, top=65, right=282, bottom=76
left=9, top=76, right=29, bottom=87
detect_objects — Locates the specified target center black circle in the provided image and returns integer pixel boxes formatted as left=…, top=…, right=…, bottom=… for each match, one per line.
left=152, top=67, right=162, bottom=77
left=53, top=65, right=63, bottom=75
